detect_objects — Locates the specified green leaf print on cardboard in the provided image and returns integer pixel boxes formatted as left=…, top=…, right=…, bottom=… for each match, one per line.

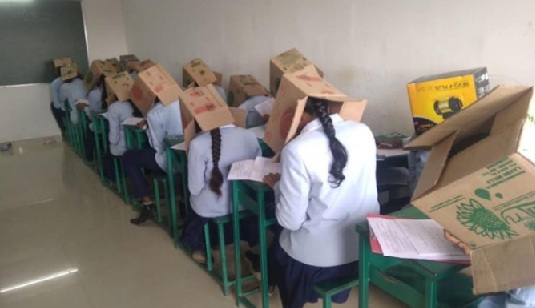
left=456, top=199, right=519, bottom=240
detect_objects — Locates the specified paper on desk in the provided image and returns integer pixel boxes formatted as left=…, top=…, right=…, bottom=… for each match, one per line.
left=376, top=148, right=409, bottom=158
left=122, top=117, right=144, bottom=127
left=247, top=125, right=266, bottom=140
left=367, top=216, right=469, bottom=261
left=228, top=156, right=281, bottom=182
left=254, top=98, right=275, bottom=116
left=100, top=112, right=108, bottom=120
left=171, top=142, right=186, bottom=151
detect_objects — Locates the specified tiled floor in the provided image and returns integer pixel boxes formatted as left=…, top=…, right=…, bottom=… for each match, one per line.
left=0, top=137, right=405, bottom=308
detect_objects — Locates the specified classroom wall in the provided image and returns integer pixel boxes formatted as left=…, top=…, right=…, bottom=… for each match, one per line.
left=121, top=0, right=535, bottom=136
left=0, top=0, right=128, bottom=143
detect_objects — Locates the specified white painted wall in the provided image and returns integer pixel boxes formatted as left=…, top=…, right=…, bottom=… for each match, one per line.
left=0, top=0, right=128, bottom=143
left=122, top=0, right=535, bottom=136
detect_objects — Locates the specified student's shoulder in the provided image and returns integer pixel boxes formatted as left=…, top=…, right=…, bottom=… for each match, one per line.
left=190, top=132, right=211, bottom=150
left=227, top=126, right=257, bottom=141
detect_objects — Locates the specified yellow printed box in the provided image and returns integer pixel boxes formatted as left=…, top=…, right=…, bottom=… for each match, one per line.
left=407, top=67, right=489, bottom=135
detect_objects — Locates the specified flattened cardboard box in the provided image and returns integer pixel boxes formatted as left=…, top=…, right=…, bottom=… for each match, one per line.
left=407, top=85, right=535, bottom=294
left=182, top=58, right=217, bottom=87
left=264, top=65, right=366, bottom=154
left=85, top=60, right=117, bottom=91
left=407, top=67, right=490, bottom=135
left=54, top=57, right=72, bottom=68
left=178, top=84, right=235, bottom=150
left=105, top=72, right=134, bottom=105
left=227, top=74, right=270, bottom=107
left=269, top=48, right=324, bottom=97
left=131, top=64, right=182, bottom=116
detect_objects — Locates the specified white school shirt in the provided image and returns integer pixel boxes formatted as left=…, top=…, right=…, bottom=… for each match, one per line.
left=188, top=125, right=261, bottom=218
left=108, top=101, right=134, bottom=156
left=146, top=100, right=184, bottom=170
left=275, top=114, right=379, bottom=267
left=85, top=87, right=104, bottom=131
left=59, top=78, right=87, bottom=125
left=50, top=77, right=64, bottom=110
left=239, top=95, right=271, bottom=128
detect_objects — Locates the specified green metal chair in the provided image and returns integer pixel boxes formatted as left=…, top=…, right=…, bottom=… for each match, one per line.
left=313, top=276, right=359, bottom=308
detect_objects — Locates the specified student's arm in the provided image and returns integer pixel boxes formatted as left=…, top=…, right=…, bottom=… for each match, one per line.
left=166, top=103, right=184, bottom=136
left=107, top=107, right=120, bottom=146
left=275, top=147, right=310, bottom=231
left=187, top=139, right=207, bottom=196
left=146, top=111, right=164, bottom=154
left=59, top=85, right=67, bottom=106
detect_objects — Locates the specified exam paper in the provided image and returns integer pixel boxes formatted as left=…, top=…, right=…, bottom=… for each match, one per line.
left=100, top=112, right=108, bottom=120
left=171, top=143, right=186, bottom=151
left=254, top=98, right=275, bottom=116
left=228, top=157, right=281, bottom=183
left=122, top=117, right=144, bottom=126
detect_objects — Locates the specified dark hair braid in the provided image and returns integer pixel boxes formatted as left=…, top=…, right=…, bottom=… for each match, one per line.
left=209, top=128, right=224, bottom=196
left=307, top=98, right=348, bottom=187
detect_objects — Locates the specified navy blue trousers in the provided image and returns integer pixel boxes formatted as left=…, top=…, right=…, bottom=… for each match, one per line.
left=122, top=148, right=163, bottom=199
left=50, top=102, right=65, bottom=131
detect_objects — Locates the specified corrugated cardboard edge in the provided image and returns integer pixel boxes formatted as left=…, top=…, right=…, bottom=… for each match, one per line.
left=229, top=107, right=247, bottom=128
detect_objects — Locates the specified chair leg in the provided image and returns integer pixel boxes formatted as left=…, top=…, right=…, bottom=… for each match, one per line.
left=217, top=222, right=230, bottom=296
left=114, top=158, right=122, bottom=193
left=204, top=223, right=213, bottom=272
left=153, top=179, right=162, bottom=224
left=163, top=179, right=171, bottom=233
left=323, top=295, right=332, bottom=308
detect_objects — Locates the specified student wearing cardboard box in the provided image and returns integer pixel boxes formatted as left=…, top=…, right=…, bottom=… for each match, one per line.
left=227, top=74, right=274, bottom=128
left=50, top=58, right=72, bottom=135
left=176, top=85, right=262, bottom=263
left=182, top=59, right=227, bottom=101
left=59, top=64, right=87, bottom=125
left=126, top=64, right=184, bottom=224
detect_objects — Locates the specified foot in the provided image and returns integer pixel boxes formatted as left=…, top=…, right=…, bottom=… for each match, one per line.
left=192, top=250, right=207, bottom=264
left=244, top=251, right=262, bottom=281
left=130, top=204, right=155, bottom=225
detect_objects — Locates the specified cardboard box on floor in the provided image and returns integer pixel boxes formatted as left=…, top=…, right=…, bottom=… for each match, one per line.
left=264, top=65, right=366, bottom=154
left=227, top=74, right=270, bottom=107
left=182, top=58, right=217, bottom=87
left=85, top=60, right=117, bottom=91
left=178, top=84, right=235, bottom=150
left=105, top=72, right=134, bottom=105
left=269, top=48, right=324, bottom=97
left=119, top=54, right=139, bottom=70
left=131, top=64, right=183, bottom=116
left=406, top=85, right=535, bottom=294
left=407, top=67, right=491, bottom=135
left=53, top=57, right=71, bottom=68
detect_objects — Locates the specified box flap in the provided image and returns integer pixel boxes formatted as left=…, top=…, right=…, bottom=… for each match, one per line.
left=53, top=57, right=71, bottom=68
left=471, top=233, right=535, bottom=293
left=412, top=133, right=457, bottom=200
left=229, top=107, right=247, bottom=128
left=178, top=84, right=234, bottom=132
left=407, top=86, right=531, bottom=150
left=105, top=72, right=134, bottom=103
left=183, top=58, right=217, bottom=87
left=131, top=76, right=155, bottom=116
left=138, top=64, right=183, bottom=106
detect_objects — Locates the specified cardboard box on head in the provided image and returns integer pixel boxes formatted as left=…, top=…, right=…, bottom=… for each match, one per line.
left=407, top=67, right=490, bottom=135
left=270, top=48, right=324, bottom=97
left=54, top=57, right=72, bottom=68
left=119, top=54, right=139, bottom=70
left=130, top=64, right=183, bottom=116
left=85, top=60, right=117, bottom=91
left=105, top=72, right=134, bottom=105
left=264, top=65, right=366, bottom=154
left=134, top=59, right=157, bottom=73
left=105, top=58, right=121, bottom=73
left=182, top=58, right=217, bottom=87
left=228, top=107, right=247, bottom=128
left=406, top=85, right=535, bottom=294
left=227, top=74, right=270, bottom=107
left=178, top=84, right=235, bottom=150
left=213, top=71, right=223, bottom=87
left=60, top=64, right=79, bottom=81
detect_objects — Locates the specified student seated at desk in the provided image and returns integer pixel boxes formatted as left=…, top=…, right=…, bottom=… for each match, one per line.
left=125, top=99, right=183, bottom=225
left=257, top=97, right=379, bottom=308
left=179, top=120, right=261, bottom=263
left=59, top=66, right=87, bottom=125
left=239, top=96, right=274, bottom=128
left=50, top=65, right=66, bottom=134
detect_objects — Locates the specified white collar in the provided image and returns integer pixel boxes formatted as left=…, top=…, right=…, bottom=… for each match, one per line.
left=301, top=114, right=343, bottom=134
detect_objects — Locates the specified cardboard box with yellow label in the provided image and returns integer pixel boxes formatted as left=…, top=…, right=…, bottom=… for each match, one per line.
left=407, top=67, right=490, bottom=135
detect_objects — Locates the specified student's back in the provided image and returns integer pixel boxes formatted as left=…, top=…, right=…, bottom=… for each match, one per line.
left=188, top=125, right=261, bottom=217
left=277, top=114, right=379, bottom=267
left=108, top=101, right=134, bottom=156
left=60, top=78, right=87, bottom=124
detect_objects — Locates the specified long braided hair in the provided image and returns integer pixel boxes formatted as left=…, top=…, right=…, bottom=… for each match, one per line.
left=304, top=97, right=348, bottom=187
left=209, top=127, right=224, bottom=196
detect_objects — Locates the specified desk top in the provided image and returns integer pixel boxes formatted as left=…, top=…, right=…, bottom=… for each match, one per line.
left=164, top=135, right=184, bottom=147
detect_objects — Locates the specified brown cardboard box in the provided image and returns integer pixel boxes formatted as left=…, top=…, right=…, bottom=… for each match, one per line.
left=178, top=84, right=235, bottom=150
left=119, top=54, right=139, bottom=70
left=182, top=58, right=217, bottom=87
left=229, top=107, right=247, bottom=128
left=85, top=60, right=117, bottom=91
left=264, top=65, right=366, bottom=154
left=407, top=85, right=535, bottom=294
left=131, top=64, right=183, bottom=116
left=54, top=57, right=72, bottom=68
left=214, top=71, right=223, bottom=87
left=60, top=64, right=79, bottom=81
left=134, top=59, right=157, bottom=72
left=105, top=72, right=134, bottom=105
left=269, top=48, right=324, bottom=96
left=227, top=74, right=270, bottom=107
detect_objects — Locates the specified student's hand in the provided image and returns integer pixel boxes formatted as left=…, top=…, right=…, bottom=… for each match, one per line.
left=263, top=173, right=281, bottom=188
left=444, top=230, right=472, bottom=255
left=262, top=115, right=270, bottom=123
left=136, top=119, right=147, bottom=129
left=76, top=103, right=88, bottom=111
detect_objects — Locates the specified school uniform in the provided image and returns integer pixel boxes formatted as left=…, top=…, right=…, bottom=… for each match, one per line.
left=180, top=125, right=261, bottom=251
left=86, top=86, right=104, bottom=120
left=239, top=95, right=271, bottom=128
left=123, top=101, right=183, bottom=199
left=479, top=286, right=535, bottom=308
left=59, top=78, right=87, bottom=125
left=270, top=114, right=379, bottom=307
left=50, top=77, right=66, bottom=131
left=103, top=101, right=134, bottom=180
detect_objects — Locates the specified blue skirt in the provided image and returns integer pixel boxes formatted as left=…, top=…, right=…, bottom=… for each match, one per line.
left=269, top=239, right=358, bottom=308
